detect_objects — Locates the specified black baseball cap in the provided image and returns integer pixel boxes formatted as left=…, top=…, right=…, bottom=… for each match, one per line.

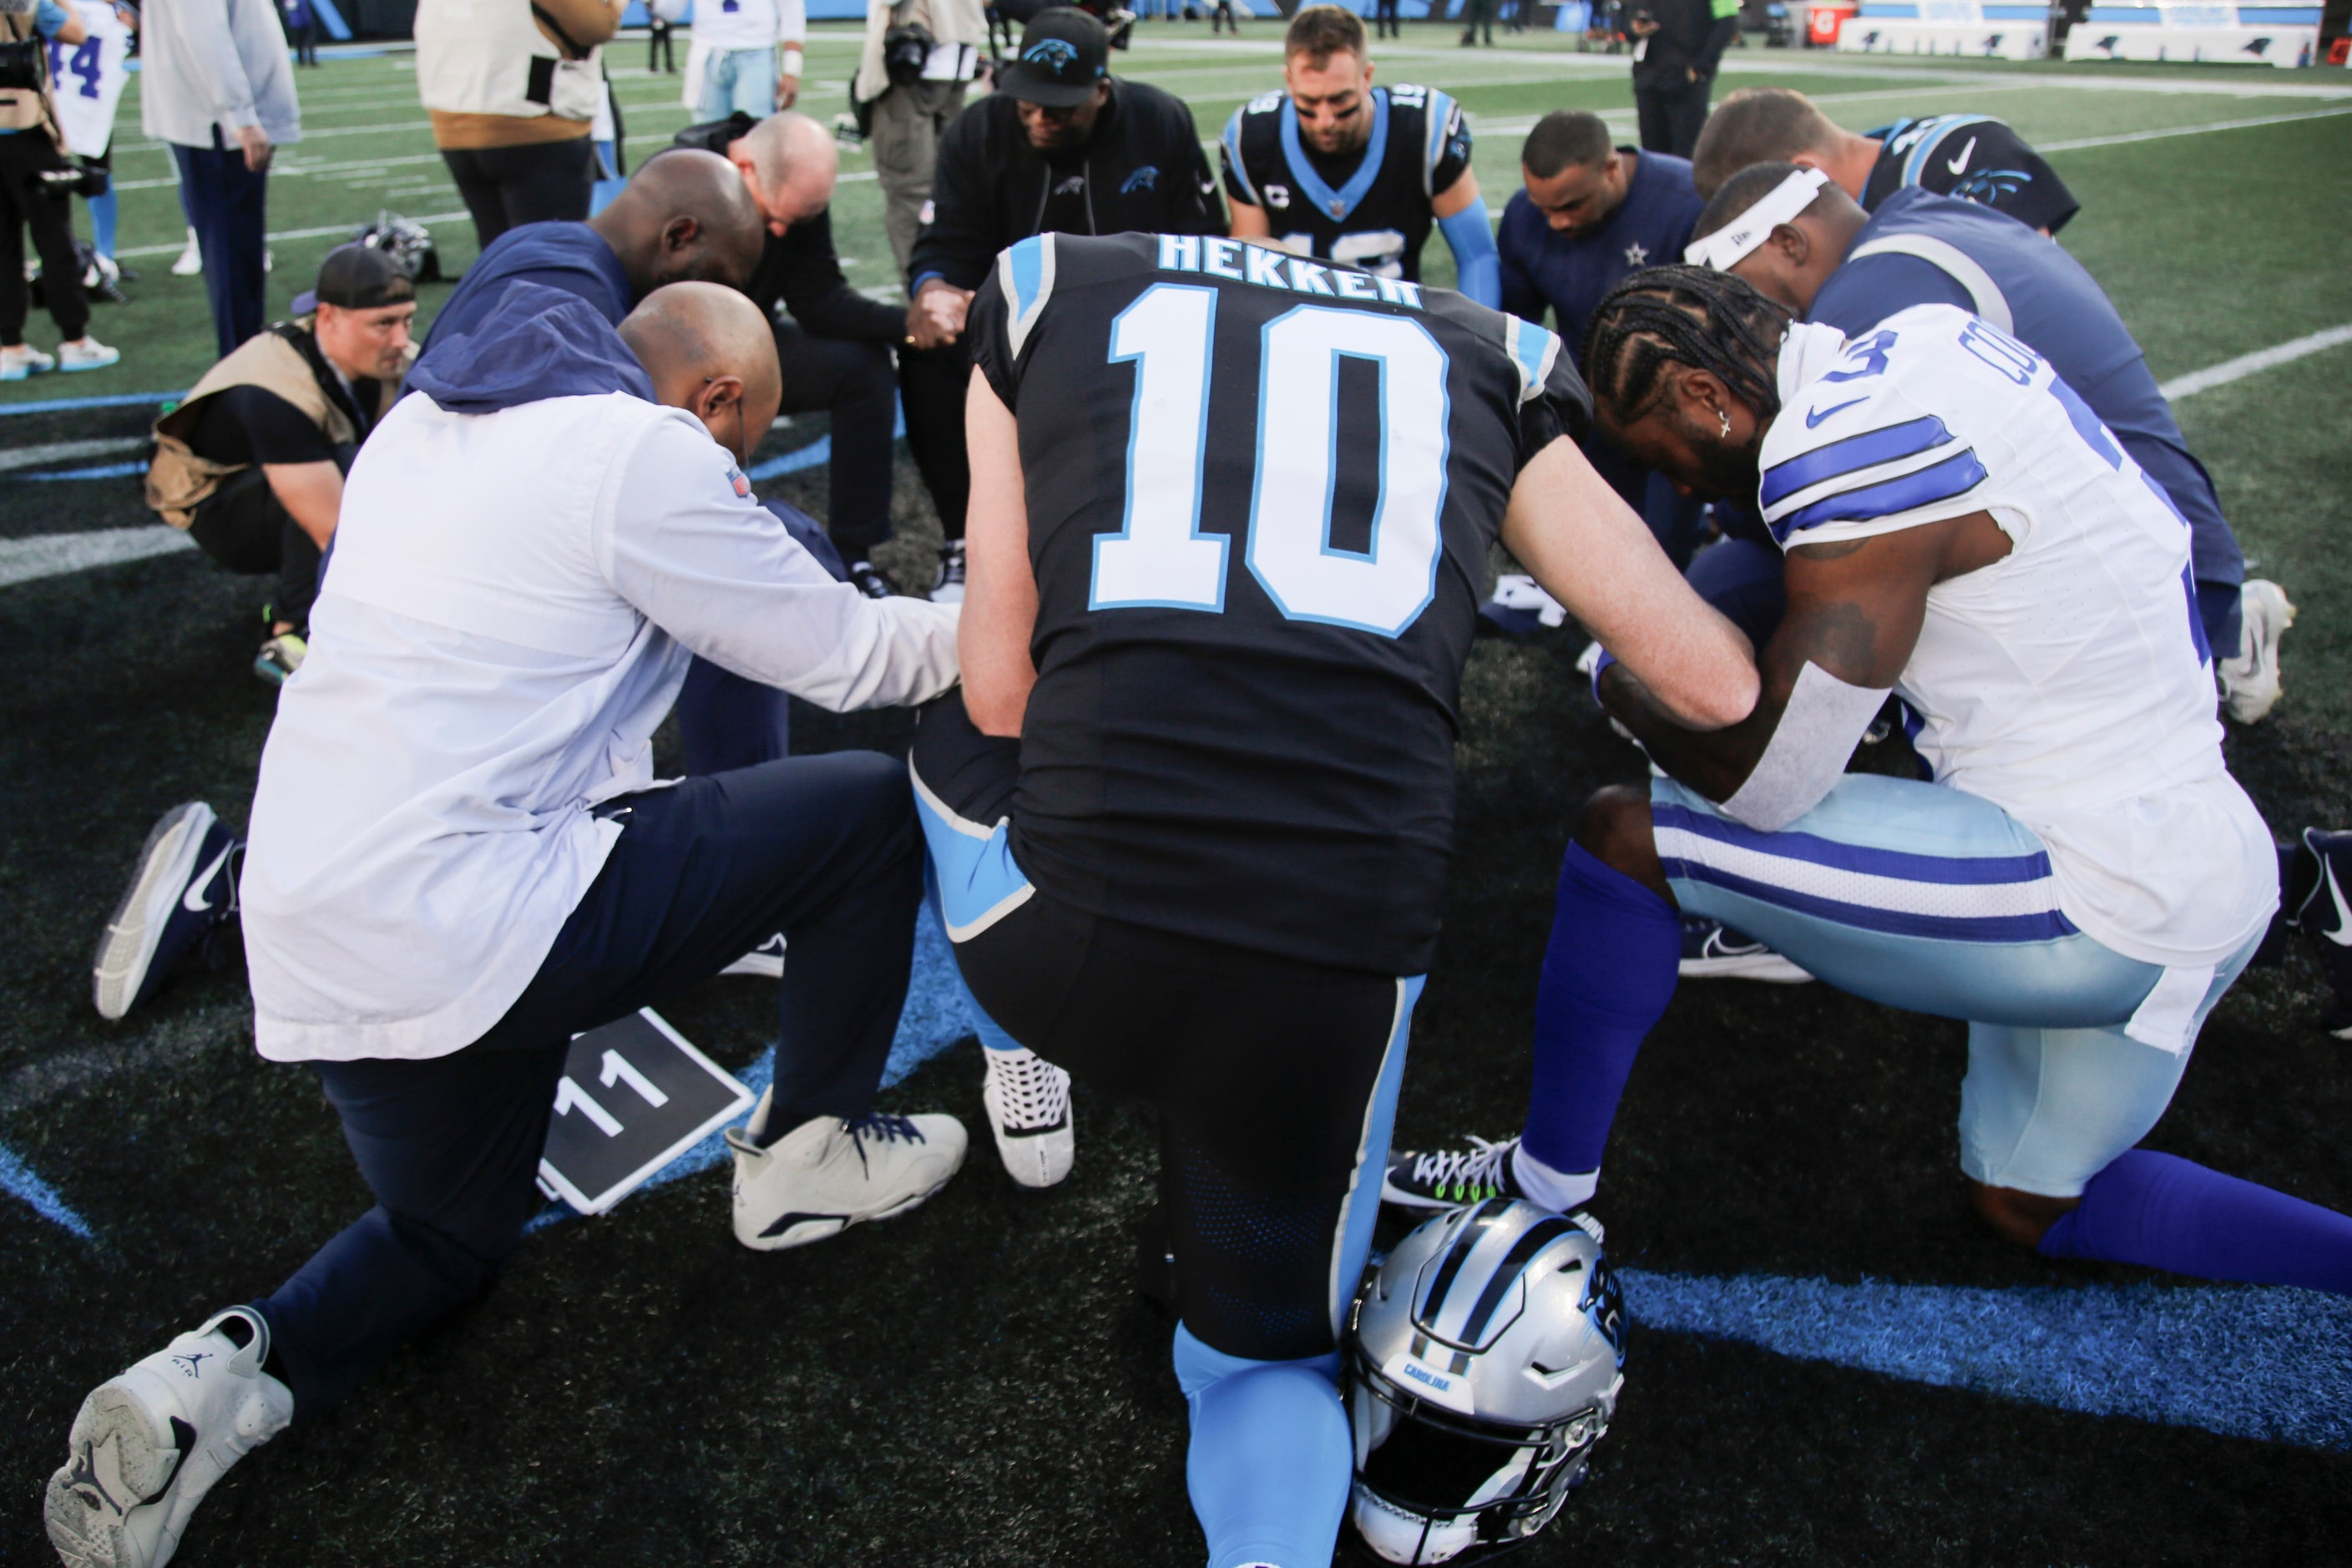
left=291, top=244, right=415, bottom=316
left=999, top=8, right=1110, bottom=108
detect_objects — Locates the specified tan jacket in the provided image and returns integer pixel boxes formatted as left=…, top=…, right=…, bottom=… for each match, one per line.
left=419, top=0, right=623, bottom=150
left=147, top=325, right=407, bottom=529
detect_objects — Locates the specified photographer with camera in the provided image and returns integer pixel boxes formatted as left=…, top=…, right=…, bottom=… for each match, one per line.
left=854, top=0, right=987, bottom=276
left=0, top=0, right=117, bottom=377
left=146, top=245, right=417, bottom=685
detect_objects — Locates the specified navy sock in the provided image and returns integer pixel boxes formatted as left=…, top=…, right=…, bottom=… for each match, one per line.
left=1520, top=840, right=1682, bottom=1176
left=2038, top=1150, right=2352, bottom=1296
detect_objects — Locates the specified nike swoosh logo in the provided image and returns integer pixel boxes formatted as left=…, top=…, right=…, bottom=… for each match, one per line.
left=1946, top=135, right=1978, bottom=175
left=2324, top=859, right=2352, bottom=946
left=1805, top=397, right=1867, bottom=427
left=182, top=843, right=233, bottom=913
left=760, top=1211, right=848, bottom=1237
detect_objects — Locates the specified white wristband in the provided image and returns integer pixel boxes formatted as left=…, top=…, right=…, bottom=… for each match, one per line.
left=1717, top=661, right=1890, bottom=833
left=782, top=47, right=803, bottom=77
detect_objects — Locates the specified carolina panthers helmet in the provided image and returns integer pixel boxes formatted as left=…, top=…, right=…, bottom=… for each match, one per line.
left=350, top=211, right=441, bottom=284
left=1344, top=1198, right=1625, bottom=1565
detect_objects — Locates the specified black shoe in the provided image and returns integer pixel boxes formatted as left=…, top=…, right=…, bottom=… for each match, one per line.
left=846, top=559, right=893, bottom=599
left=2289, top=827, right=2352, bottom=1037
left=1382, top=1135, right=1529, bottom=1211
left=92, top=803, right=241, bottom=1020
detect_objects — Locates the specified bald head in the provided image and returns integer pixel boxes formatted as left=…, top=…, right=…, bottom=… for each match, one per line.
left=589, top=148, right=766, bottom=301
left=619, top=281, right=782, bottom=466
left=729, top=113, right=840, bottom=236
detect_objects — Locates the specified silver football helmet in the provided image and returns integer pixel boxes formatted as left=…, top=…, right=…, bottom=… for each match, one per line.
left=1344, top=1198, right=1626, bottom=1565
left=350, top=211, right=441, bottom=284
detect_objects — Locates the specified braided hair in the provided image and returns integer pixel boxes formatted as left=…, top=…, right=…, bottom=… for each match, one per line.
left=1581, top=265, right=1791, bottom=431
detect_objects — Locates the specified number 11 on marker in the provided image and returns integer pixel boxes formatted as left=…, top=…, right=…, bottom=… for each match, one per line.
left=554, top=1051, right=672, bottom=1139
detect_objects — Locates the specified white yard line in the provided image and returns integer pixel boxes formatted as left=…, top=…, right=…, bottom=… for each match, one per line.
left=0, top=438, right=144, bottom=474
left=2039, top=105, right=2352, bottom=151
left=0, top=527, right=192, bottom=590
left=110, top=210, right=473, bottom=259
left=2161, top=324, right=2352, bottom=401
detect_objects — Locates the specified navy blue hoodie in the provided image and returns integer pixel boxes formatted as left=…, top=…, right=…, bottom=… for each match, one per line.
left=406, top=283, right=654, bottom=414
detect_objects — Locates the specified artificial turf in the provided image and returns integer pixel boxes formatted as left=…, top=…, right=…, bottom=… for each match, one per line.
left=3, top=25, right=2350, bottom=1566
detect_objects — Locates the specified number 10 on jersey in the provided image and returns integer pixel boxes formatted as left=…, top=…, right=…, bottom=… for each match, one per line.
left=1090, top=283, right=1452, bottom=640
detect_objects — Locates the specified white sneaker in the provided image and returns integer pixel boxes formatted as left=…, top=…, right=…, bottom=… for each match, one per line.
left=169, top=228, right=201, bottom=277
left=58, top=336, right=120, bottom=373
left=2219, top=579, right=2294, bottom=725
left=2, top=341, right=58, bottom=379
left=261, top=247, right=273, bottom=275
left=46, top=1308, right=293, bottom=1568
left=726, top=1089, right=967, bottom=1251
left=719, top=932, right=787, bottom=978
left=981, top=1045, right=1075, bottom=1189
left=928, top=539, right=966, bottom=604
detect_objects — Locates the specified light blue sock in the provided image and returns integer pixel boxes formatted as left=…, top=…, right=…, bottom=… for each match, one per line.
left=87, top=190, right=117, bottom=260
left=1173, top=1323, right=1352, bottom=1568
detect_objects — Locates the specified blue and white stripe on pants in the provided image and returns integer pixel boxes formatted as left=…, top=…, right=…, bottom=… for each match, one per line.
left=1652, top=772, right=2258, bottom=1195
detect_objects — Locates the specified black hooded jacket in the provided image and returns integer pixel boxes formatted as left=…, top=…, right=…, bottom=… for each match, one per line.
left=907, top=79, right=1224, bottom=294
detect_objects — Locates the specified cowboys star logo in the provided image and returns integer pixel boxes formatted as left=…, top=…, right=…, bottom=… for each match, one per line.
left=1623, top=242, right=1649, bottom=266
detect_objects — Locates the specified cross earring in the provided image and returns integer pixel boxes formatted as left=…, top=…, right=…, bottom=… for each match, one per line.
left=1717, top=407, right=1731, bottom=439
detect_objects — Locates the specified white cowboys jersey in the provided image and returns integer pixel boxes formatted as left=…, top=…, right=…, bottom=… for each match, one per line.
left=1760, top=306, right=2274, bottom=968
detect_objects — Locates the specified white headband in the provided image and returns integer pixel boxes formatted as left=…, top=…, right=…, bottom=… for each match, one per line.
left=1683, top=168, right=1830, bottom=271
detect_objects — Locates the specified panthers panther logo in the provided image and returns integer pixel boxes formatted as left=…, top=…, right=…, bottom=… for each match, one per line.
left=1022, top=38, right=1080, bottom=71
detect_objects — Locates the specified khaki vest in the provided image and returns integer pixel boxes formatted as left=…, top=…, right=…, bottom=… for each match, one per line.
left=146, top=326, right=401, bottom=529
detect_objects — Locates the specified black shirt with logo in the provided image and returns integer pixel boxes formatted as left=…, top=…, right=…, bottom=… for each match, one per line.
left=970, top=231, right=1588, bottom=975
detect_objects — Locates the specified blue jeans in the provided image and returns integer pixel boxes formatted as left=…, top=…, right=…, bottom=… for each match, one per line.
left=696, top=46, right=778, bottom=120
left=254, top=752, right=924, bottom=1419
left=173, top=134, right=270, bottom=358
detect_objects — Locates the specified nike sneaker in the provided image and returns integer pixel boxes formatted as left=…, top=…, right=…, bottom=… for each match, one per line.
left=981, top=1045, right=1074, bottom=1189
left=727, top=1089, right=967, bottom=1251
left=929, top=539, right=966, bottom=604
left=45, top=1307, right=293, bottom=1568
left=58, top=336, right=120, bottom=373
left=1383, top=1134, right=1530, bottom=1211
left=2289, top=827, right=2352, bottom=1039
left=92, top=803, right=241, bottom=1021
left=1679, top=918, right=1813, bottom=983
left=845, top=559, right=893, bottom=600
left=251, top=632, right=306, bottom=687
left=1, top=342, right=57, bottom=379
left=719, top=932, right=787, bottom=979
left=2219, top=579, right=2294, bottom=725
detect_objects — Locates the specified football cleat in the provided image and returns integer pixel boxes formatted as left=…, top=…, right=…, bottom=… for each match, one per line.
left=2289, top=827, right=2352, bottom=1039
left=1383, top=1134, right=1528, bottom=1211
left=980, top=1045, right=1074, bottom=1189
left=92, top=803, right=241, bottom=1021
left=58, top=336, right=119, bottom=373
left=2219, top=579, right=2294, bottom=725
left=928, top=539, right=966, bottom=604
left=46, top=1307, right=293, bottom=1568
left=1679, top=917, right=1813, bottom=983
left=719, top=932, right=787, bottom=979
left=251, top=632, right=306, bottom=687
left=845, top=559, right=893, bottom=600
left=1346, top=1201, right=1623, bottom=1563
left=727, top=1088, right=967, bottom=1251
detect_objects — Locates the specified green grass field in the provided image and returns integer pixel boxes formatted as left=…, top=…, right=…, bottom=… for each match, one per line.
left=5, top=27, right=2352, bottom=1568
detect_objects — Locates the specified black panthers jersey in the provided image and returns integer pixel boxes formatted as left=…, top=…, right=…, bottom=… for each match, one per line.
left=1862, top=114, right=2079, bottom=236
left=1219, top=83, right=1473, bottom=283
left=969, top=231, right=1588, bottom=976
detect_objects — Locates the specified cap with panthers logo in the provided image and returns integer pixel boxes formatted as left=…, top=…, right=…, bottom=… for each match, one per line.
left=999, top=8, right=1109, bottom=108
